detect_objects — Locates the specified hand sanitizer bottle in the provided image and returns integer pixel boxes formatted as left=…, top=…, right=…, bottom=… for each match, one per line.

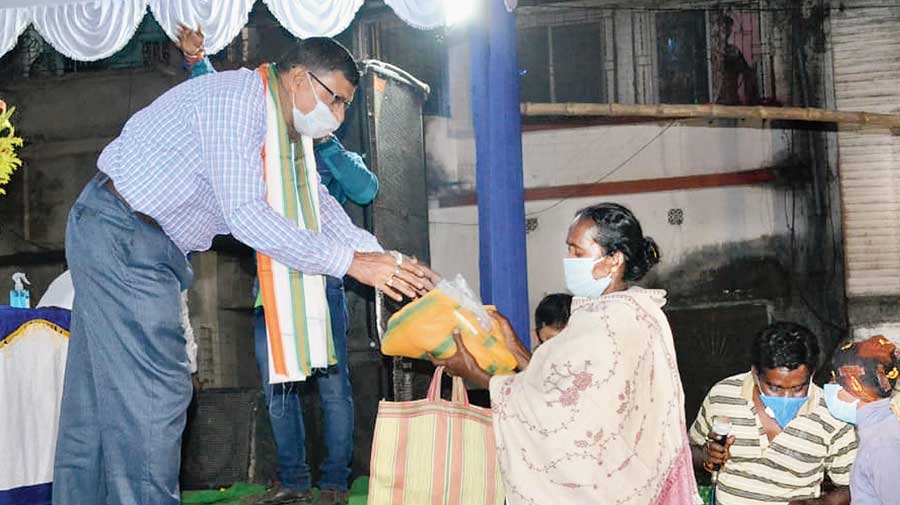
left=10, top=272, right=31, bottom=308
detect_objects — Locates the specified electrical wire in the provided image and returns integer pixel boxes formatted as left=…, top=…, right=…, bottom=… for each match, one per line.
left=428, top=120, right=676, bottom=226
left=525, top=120, right=676, bottom=217
left=786, top=177, right=847, bottom=333
left=792, top=8, right=847, bottom=334
left=428, top=220, right=480, bottom=226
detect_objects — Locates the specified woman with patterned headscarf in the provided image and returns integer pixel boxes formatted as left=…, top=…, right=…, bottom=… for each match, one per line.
left=824, top=335, right=900, bottom=505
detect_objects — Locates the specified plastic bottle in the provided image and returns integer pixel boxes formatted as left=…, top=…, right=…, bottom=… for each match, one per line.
left=10, top=272, right=31, bottom=308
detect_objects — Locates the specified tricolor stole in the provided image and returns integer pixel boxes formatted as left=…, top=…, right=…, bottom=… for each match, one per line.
left=257, top=63, right=336, bottom=383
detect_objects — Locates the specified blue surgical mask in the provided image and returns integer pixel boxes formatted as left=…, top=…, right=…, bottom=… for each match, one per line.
left=824, top=383, right=859, bottom=425
left=759, top=393, right=808, bottom=428
left=563, top=257, right=611, bottom=298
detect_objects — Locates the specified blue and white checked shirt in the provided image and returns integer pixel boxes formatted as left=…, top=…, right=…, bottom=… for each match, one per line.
left=99, top=68, right=381, bottom=278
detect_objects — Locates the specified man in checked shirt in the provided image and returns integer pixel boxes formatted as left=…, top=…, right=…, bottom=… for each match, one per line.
left=52, top=37, right=437, bottom=505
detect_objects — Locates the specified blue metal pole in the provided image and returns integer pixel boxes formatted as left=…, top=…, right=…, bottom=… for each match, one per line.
left=470, top=0, right=530, bottom=348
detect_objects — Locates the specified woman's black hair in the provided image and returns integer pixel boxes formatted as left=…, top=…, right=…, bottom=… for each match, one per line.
left=277, top=37, right=360, bottom=87
left=574, top=203, right=661, bottom=281
left=535, top=293, right=573, bottom=330
left=751, top=322, right=820, bottom=373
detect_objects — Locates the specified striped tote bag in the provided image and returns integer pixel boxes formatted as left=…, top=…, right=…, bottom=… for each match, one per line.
left=368, top=367, right=505, bottom=505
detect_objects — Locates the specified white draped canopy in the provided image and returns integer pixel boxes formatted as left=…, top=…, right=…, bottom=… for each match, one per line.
left=0, top=0, right=517, bottom=61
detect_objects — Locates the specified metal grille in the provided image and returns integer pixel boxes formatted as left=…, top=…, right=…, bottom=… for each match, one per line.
left=515, top=8, right=607, bottom=104
left=831, top=6, right=900, bottom=296
left=657, top=11, right=710, bottom=104
left=338, top=61, right=430, bottom=405
left=706, top=10, right=763, bottom=105
left=180, top=388, right=274, bottom=490
left=667, top=303, right=771, bottom=422
left=367, top=74, right=430, bottom=261
left=366, top=63, right=431, bottom=401
left=340, top=61, right=431, bottom=402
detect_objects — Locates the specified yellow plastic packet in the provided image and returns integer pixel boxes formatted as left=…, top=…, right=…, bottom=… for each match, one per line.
left=380, top=276, right=517, bottom=375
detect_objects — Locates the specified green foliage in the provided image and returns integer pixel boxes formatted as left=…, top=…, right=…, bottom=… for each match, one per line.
left=0, top=100, right=24, bottom=196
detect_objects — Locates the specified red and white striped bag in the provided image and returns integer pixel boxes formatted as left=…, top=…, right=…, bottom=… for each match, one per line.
left=368, top=367, right=504, bottom=505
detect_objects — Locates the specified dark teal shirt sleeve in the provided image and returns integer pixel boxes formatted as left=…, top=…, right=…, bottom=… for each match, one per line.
left=186, top=56, right=215, bottom=79
left=315, top=137, right=379, bottom=206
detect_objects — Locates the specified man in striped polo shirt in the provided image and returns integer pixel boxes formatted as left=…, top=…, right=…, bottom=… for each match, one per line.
left=690, top=322, right=856, bottom=505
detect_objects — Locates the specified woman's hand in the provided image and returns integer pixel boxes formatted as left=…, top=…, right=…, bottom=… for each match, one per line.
left=487, top=309, right=531, bottom=370
left=429, top=330, right=490, bottom=389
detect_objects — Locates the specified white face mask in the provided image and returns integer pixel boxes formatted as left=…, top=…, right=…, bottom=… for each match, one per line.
left=291, top=73, right=340, bottom=139
left=563, top=257, right=612, bottom=298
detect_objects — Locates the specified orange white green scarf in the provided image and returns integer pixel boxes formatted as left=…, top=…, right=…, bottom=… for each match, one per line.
left=256, top=64, right=335, bottom=383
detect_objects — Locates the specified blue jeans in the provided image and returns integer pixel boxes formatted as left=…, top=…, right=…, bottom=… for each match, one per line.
left=53, top=173, right=193, bottom=505
left=254, top=276, right=354, bottom=492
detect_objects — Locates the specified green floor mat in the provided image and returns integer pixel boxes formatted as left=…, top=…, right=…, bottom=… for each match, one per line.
left=698, top=485, right=712, bottom=505
left=180, top=478, right=705, bottom=505
left=181, top=477, right=369, bottom=505
left=349, top=477, right=368, bottom=505
left=181, top=483, right=267, bottom=505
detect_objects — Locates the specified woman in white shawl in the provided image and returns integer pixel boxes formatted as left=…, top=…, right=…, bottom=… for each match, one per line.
left=432, top=203, right=700, bottom=505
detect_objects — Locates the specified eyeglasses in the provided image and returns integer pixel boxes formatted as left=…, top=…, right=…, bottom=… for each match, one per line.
left=309, top=71, right=353, bottom=110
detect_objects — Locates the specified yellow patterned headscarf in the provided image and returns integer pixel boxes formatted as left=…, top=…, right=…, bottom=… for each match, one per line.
left=830, top=335, right=900, bottom=403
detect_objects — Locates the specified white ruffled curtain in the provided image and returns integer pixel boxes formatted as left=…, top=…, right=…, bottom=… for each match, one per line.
left=0, top=0, right=517, bottom=61
left=32, top=1, right=148, bottom=60
left=264, top=0, right=363, bottom=40
left=150, top=0, right=255, bottom=56
left=0, top=7, right=29, bottom=59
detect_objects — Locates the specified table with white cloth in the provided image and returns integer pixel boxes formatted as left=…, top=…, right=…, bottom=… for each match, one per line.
left=0, top=306, right=70, bottom=505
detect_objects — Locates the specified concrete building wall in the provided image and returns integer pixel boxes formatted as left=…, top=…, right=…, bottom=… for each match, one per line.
left=424, top=1, right=848, bottom=382
left=0, top=0, right=854, bottom=398
left=1, top=69, right=183, bottom=300
left=0, top=68, right=259, bottom=388
left=429, top=119, right=792, bottom=322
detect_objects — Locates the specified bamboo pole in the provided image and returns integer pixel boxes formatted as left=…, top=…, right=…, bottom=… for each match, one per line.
left=520, top=102, right=900, bottom=128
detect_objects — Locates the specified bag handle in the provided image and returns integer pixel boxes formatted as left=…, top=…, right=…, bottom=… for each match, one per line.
left=427, top=366, right=470, bottom=406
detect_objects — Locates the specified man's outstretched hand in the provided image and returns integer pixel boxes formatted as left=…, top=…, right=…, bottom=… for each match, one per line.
left=346, top=251, right=441, bottom=301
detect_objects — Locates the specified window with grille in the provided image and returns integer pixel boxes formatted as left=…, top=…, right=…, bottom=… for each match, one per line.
left=517, top=22, right=606, bottom=104
left=656, top=11, right=710, bottom=104
left=656, top=10, right=763, bottom=105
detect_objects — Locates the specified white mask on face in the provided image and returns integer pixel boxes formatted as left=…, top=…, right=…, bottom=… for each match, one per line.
left=291, top=73, right=340, bottom=139
left=563, top=257, right=612, bottom=298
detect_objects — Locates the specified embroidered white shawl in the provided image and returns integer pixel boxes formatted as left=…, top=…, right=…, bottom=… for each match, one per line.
left=489, top=287, right=699, bottom=505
